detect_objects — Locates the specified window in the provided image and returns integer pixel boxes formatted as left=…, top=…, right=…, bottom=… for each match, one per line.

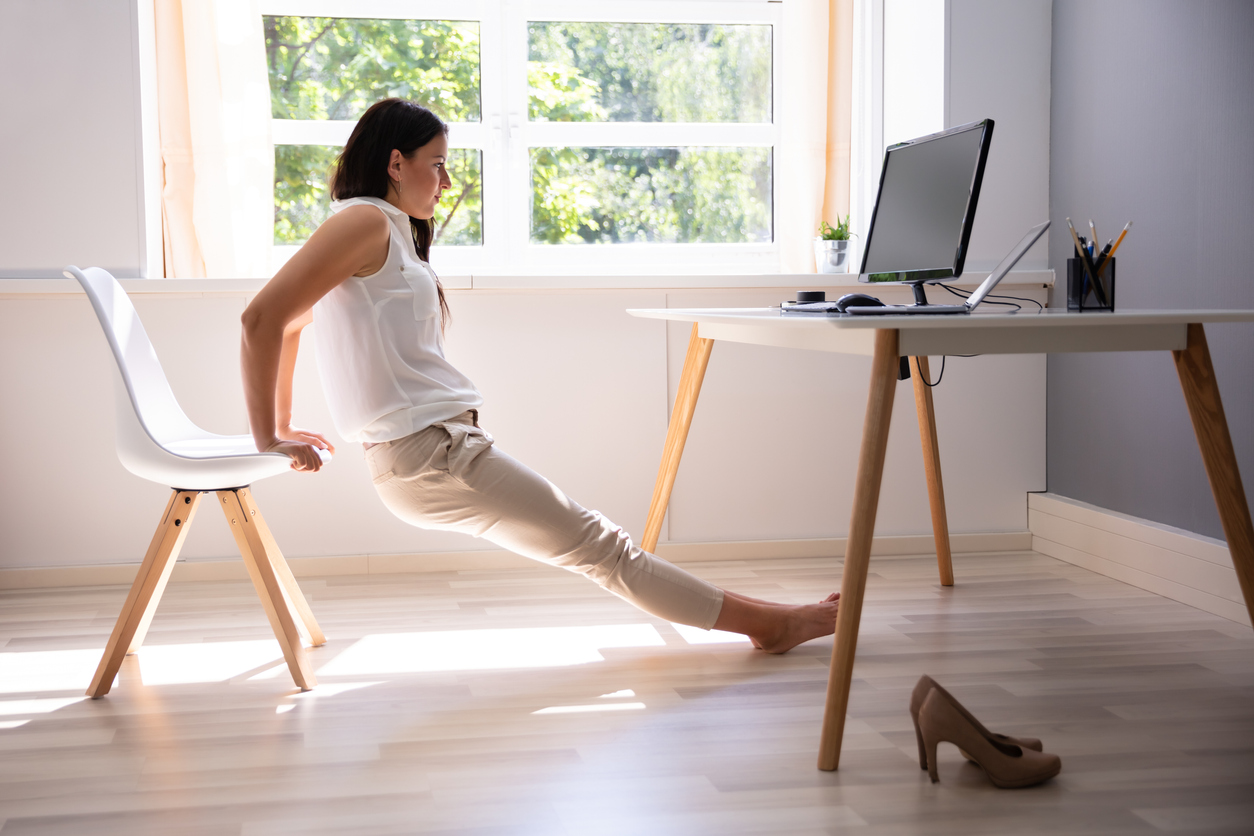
left=262, top=1, right=781, bottom=275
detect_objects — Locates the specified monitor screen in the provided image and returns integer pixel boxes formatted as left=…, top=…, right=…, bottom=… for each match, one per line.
left=859, top=119, right=993, bottom=283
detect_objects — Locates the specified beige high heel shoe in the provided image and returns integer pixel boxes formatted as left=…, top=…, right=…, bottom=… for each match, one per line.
left=918, top=689, right=1061, bottom=788
left=909, top=675, right=1042, bottom=770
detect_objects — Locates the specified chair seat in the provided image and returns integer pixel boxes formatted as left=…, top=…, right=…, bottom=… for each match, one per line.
left=165, top=433, right=287, bottom=458
left=120, top=432, right=331, bottom=491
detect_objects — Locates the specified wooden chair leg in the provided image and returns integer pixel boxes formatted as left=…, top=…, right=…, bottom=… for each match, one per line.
left=819, top=329, right=899, bottom=771
left=218, top=489, right=317, bottom=691
left=233, top=487, right=325, bottom=646
left=911, top=356, right=955, bottom=586
left=87, top=490, right=201, bottom=698
left=642, top=323, right=715, bottom=553
left=1173, top=323, right=1254, bottom=627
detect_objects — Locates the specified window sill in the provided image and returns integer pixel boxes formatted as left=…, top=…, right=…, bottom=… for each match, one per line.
left=0, top=270, right=1053, bottom=297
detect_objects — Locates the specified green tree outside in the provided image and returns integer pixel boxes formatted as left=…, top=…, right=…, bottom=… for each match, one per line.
left=265, top=16, right=482, bottom=246
left=264, top=17, right=774, bottom=249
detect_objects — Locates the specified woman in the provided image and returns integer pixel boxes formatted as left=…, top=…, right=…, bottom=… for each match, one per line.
left=241, top=98, right=838, bottom=653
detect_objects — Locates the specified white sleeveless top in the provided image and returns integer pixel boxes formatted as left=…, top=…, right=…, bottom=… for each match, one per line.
left=312, top=197, right=482, bottom=443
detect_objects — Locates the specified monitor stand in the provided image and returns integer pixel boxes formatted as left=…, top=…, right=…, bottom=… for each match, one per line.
left=909, top=281, right=932, bottom=307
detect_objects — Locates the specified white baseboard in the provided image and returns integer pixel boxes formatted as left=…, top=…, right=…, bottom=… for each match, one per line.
left=1028, top=492, right=1250, bottom=627
left=0, top=531, right=1032, bottom=590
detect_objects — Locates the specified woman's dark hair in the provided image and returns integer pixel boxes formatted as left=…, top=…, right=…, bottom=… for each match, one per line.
left=330, top=98, right=451, bottom=328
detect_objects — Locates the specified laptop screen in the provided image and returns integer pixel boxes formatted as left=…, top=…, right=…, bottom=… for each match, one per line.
left=964, top=220, right=1050, bottom=309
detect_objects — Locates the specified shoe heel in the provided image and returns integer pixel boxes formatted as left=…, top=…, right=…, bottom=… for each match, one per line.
left=924, top=733, right=940, bottom=784
left=909, top=675, right=936, bottom=771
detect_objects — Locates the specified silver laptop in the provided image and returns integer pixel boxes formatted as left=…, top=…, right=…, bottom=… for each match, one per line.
left=845, top=220, right=1050, bottom=315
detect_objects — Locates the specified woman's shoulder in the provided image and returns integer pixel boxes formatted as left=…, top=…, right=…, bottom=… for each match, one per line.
left=332, top=195, right=406, bottom=219
left=321, top=201, right=392, bottom=237
left=297, top=202, right=393, bottom=279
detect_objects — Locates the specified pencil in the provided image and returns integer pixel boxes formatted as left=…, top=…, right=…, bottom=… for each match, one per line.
left=1094, top=221, right=1132, bottom=276
left=1089, top=220, right=1099, bottom=251
left=1067, top=218, right=1109, bottom=306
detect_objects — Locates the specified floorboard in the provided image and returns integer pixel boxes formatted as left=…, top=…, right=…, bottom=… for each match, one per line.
left=1, top=550, right=1251, bottom=835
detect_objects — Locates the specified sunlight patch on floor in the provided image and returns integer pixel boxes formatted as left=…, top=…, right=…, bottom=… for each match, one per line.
left=0, top=649, right=103, bottom=694
left=137, top=640, right=285, bottom=686
left=533, top=702, right=646, bottom=715
left=318, top=624, right=665, bottom=676
left=670, top=623, right=753, bottom=645
left=0, top=696, right=87, bottom=716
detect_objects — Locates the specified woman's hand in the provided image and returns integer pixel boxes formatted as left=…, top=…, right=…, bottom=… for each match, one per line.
left=277, top=425, right=336, bottom=456
left=264, top=438, right=327, bottom=472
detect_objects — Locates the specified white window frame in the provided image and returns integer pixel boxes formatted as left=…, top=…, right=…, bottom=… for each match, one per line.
left=262, top=0, right=782, bottom=276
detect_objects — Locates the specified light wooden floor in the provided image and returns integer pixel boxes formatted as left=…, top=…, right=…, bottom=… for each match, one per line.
left=1, top=550, right=1252, bottom=835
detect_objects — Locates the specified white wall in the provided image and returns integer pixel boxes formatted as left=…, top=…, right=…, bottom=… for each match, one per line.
left=0, top=0, right=149, bottom=278
left=946, top=0, right=1053, bottom=271
left=0, top=282, right=1045, bottom=570
left=884, top=0, right=945, bottom=148
left=0, top=2, right=1053, bottom=571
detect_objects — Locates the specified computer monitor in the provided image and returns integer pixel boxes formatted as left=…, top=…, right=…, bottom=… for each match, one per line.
left=858, top=119, right=994, bottom=305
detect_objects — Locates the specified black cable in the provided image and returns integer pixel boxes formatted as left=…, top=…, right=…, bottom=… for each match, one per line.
left=908, top=281, right=1045, bottom=389
left=937, top=282, right=1041, bottom=312
left=915, top=355, right=945, bottom=387
left=938, top=284, right=972, bottom=300
left=990, top=292, right=1043, bottom=311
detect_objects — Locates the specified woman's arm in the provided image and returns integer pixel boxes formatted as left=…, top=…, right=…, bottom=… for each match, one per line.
left=272, top=308, right=334, bottom=455
left=241, top=205, right=390, bottom=471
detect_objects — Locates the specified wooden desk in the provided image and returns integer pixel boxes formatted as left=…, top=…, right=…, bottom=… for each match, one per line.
left=627, top=306, right=1254, bottom=771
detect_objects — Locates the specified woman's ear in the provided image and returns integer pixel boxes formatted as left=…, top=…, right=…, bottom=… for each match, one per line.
left=388, top=149, right=404, bottom=182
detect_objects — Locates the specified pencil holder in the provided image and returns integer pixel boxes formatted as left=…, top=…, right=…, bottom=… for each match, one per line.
left=1066, top=257, right=1116, bottom=312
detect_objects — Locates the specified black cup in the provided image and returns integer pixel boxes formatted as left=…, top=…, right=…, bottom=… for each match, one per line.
left=1067, top=257, right=1115, bottom=311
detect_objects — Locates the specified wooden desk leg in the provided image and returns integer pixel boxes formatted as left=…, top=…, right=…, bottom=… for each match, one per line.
left=819, top=329, right=900, bottom=771
left=219, top=489, right=317, bottom=691
left=641, top=323, right=715, bottom=553
left=88, top=490, right=201, bottom=698
left=234, top=487, right=326, bottom=646
left=911, top=356, right=955, bottom=586
left=1173, top=323, right=1254, bottom=627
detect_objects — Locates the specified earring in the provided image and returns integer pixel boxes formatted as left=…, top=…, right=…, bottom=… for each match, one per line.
left=395, top=177, right=403, bottom=197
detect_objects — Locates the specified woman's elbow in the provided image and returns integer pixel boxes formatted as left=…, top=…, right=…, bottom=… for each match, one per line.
left=241, top=301, right=278, bottom=343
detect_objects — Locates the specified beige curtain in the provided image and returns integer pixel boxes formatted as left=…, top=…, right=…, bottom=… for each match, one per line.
left=778, top=0, right=855, bottom=273
left=155, top=0, right=272, bottom=278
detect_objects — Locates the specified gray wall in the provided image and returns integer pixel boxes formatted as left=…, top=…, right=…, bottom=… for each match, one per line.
left=1049, top=0, right=1254, bottom=539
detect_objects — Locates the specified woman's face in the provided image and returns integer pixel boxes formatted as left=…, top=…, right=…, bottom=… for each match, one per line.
left=388, top=133, right=452, bottom=220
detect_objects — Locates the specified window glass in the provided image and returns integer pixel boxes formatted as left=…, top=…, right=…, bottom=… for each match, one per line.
left=265, top=16, right=482, bottom=246
left=261, top=6, right=779, bottom=266
left=530, top=147, right=771, bottom=244
left=265, top=16, right=480, bottom=122
left=528, top=22, right=771, bottom=123
left=274, top=144, right=338, bottom=244
left=274, top=146, right=482, bottom=246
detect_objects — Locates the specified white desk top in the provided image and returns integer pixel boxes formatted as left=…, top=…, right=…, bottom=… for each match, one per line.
left=627, top=307, right=1254, bottom=357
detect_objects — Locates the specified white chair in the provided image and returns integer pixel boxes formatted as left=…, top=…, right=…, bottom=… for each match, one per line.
left=65, top=266, right=328, bottom=697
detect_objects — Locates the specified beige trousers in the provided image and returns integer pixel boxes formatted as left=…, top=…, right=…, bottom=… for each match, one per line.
left=364, top=412, right=724, bottom=629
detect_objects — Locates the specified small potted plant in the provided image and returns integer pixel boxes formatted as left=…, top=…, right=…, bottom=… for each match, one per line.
left=815, top=215, right=856, bottom=273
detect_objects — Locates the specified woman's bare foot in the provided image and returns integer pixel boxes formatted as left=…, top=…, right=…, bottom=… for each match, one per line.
left=713, top=592, right=840, bottom=653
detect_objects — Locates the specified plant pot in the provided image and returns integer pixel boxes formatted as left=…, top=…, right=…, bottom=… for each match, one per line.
left=815, top=238, right=855, bottom=273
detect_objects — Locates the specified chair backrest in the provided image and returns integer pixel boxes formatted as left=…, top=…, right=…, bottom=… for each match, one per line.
left=65, top=266, right=202, bottom=447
